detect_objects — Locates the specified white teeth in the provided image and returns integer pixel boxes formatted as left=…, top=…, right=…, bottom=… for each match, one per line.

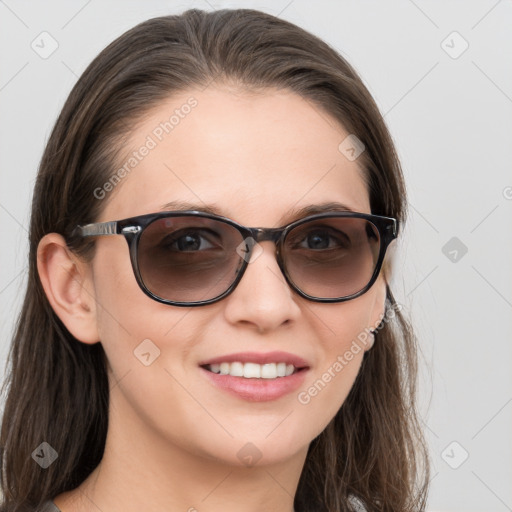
left=230, top=362, right=244, bottom=377
left=276, top=362, right=286, bottom=377
left=261, top=363, right=276, bottom=379
left=243, top=362, right=261, bottom=378
left=205, top=361, right=299, bottom=379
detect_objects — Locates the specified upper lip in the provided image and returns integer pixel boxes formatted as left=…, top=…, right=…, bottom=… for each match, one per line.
left=199, top=351, right=309, bottom=368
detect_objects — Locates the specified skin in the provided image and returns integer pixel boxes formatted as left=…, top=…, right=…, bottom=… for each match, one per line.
left=38, top=85, right=389, bottom=512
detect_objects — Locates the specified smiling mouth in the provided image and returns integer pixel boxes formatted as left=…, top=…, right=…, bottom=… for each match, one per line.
left=201, top=361, right=305, bottom=379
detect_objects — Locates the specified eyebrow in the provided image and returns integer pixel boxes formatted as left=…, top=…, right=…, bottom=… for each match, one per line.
left=159, top=200, right=358, bottom=225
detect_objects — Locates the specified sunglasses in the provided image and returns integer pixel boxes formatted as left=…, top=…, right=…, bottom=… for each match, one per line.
left=72, top=210, right=398, bottom=307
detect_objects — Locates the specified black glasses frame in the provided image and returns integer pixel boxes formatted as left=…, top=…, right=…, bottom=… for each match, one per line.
left=72, top=210, right=398, bottom=307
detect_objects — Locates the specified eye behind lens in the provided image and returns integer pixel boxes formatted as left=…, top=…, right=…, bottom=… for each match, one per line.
left=136, top=216, right=245, bottom=303
left=282, top=217, right=381, bottom=300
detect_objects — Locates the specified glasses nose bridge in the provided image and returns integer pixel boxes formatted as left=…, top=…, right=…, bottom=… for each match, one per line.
left=249, top=227, right=284, bottom=245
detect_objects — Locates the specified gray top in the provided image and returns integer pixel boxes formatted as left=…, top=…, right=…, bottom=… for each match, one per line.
left=39, top=501, right=61, bottom=512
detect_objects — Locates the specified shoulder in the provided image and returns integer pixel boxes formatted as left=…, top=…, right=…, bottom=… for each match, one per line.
left=0, top=503, right=61, bottom=512
left=37, top=502, right=62, bottom=512
left=348, top=495, right=368, bottom=511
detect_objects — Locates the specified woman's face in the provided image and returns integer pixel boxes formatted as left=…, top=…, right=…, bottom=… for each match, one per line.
left=85, top=85, right=387, bottom=468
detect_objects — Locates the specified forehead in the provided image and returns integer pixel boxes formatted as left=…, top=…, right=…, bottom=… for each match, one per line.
left=100, top=85, right=371, bottom=225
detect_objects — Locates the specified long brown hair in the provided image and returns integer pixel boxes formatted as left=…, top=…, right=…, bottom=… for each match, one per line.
left=0, top=8, right=429, bottom=511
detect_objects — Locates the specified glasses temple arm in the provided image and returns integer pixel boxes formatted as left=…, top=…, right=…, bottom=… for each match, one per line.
left=73, top=221, right=119, bottom=237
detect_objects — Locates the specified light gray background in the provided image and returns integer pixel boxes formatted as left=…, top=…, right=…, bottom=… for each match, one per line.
left=1, top=1, right=511, bottom=511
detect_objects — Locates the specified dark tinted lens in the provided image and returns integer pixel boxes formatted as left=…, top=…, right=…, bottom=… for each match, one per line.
left=138, top=216, right=244, bottom=302
left=283, top=217, right=381, bottom=299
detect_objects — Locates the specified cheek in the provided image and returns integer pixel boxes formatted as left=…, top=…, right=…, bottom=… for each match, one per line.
left=90, top=241, right=179, bottom=368
left=92, top=242, right=143, bottom=338
left=295, top=298, right=376, bottom=435
left=311, top=293, right=377, bottom=358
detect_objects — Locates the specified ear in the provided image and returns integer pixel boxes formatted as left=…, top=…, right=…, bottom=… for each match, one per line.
left=37, top=233, right=100, bottom=344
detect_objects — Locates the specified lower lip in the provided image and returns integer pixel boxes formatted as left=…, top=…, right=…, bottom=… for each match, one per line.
left=199, top=367, right=308, bottom=402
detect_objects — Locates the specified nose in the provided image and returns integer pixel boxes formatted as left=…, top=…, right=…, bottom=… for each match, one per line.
left=222, top=241, right=302, bottom=333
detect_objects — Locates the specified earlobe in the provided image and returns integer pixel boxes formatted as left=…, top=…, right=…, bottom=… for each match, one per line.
left=37, top=233, right=99, bottom=344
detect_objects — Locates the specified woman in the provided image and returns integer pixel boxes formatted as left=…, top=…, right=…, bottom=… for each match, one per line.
left=0, top=8, right=430, bottom=512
